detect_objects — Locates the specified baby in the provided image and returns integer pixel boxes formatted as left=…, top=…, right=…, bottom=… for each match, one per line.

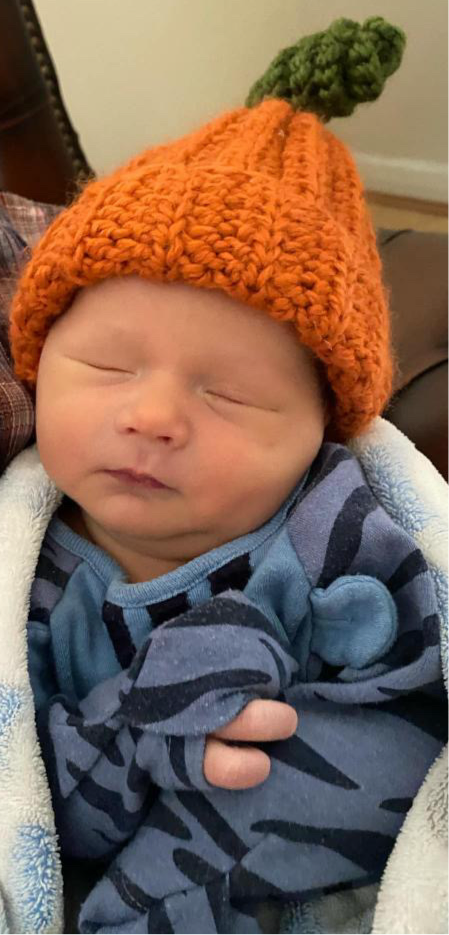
left=8, top=36, right=445, bottom=934
left=33, top=275, right=314, bottom=786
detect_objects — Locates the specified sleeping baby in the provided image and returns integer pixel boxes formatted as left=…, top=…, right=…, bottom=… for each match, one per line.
left=8, top=21, right=446, bottom=935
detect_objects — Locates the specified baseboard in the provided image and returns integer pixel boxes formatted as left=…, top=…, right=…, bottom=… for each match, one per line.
left=354, top=152, right=447, bottom=203
left=366, top=191, right=448, bottom=216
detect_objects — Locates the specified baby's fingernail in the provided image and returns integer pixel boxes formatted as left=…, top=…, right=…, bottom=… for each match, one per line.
left=279, top=706, right=298, bottom=737
left=239, top=750, right=271, bottom=789
left=288, top=709, right=299, bottom=734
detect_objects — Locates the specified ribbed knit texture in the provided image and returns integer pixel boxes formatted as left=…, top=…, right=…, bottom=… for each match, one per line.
left=10, top=99, right=392, bottom=439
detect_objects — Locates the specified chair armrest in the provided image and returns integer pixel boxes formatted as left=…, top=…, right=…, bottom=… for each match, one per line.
left=0, top=0, right=92, bottom=203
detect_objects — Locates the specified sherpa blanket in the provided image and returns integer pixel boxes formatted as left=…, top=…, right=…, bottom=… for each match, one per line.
left=0, top=418, right=447, bottom=934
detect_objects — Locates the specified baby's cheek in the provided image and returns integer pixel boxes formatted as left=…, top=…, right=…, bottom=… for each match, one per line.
left=195, top=436, right=263, bottom=509
left=37, top=391, right=92, bottom=488
left=38, top=428, right=78, bottom=492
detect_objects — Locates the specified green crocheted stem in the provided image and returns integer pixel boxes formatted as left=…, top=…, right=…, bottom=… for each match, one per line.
left=246, top=16, right=406, bottom=120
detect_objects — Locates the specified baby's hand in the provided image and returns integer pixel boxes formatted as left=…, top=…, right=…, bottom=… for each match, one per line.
left=204, top=699, right=298, bottom=789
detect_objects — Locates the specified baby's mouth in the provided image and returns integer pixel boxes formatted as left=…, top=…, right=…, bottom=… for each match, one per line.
left=105, top=469, right=171, bottom=490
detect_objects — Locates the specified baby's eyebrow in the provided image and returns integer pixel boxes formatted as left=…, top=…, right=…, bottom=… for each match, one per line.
left=81, top=321, right=134, bottom=344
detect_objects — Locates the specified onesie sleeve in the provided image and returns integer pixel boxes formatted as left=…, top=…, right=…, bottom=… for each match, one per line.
left=37, top=590, right=298, bottom=859
left=287, top=444, right=441, bottom=679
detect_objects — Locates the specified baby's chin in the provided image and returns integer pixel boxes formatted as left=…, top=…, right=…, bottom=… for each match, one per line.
left=86, top=505, right=179, bottom=540
left=68, top=480, right=259, bottom=554
left=79, top=495, right=199, bottom=546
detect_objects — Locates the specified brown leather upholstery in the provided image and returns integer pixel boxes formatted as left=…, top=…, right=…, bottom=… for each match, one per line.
left=0, top=0, right=92, bottom=204
left=387, top=360, right=447, bottom=478
left=0, top=0, right=447, bottom=478
left=379, top=229, right=448, bottom=478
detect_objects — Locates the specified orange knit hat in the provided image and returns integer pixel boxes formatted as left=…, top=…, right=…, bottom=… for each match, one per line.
left=9, top=17, right=406, bottom=440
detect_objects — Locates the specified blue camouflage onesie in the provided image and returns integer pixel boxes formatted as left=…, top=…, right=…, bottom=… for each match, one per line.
left=27, top=442, right=447, bottom=933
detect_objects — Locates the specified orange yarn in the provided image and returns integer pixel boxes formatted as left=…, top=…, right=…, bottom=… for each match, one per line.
left=9, top=100, right=392, bottom=439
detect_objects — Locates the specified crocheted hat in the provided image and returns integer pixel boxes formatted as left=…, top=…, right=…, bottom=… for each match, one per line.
left=9, top=16, right=405, bottom=440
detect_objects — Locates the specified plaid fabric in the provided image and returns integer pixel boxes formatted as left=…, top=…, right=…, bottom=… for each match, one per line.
left=0, top=192, right=62, bottom=473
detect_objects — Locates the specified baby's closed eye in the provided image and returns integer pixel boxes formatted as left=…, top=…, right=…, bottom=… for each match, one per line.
left=87, top=362, right=131, bottom=373
left=66, top=356, right=134, bottom=375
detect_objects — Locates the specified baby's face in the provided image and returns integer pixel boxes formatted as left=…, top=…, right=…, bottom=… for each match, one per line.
left=36, top=276, right=325, bottom=570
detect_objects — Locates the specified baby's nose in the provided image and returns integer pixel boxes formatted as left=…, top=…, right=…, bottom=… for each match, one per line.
left=115, top=376, right=190, bottom=446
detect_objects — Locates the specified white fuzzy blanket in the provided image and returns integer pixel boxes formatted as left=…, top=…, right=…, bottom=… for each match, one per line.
left=0, top=418, right=447, bottom=934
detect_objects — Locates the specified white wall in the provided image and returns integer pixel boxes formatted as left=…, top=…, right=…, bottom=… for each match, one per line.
left=34, top=0, right=448, bottom=200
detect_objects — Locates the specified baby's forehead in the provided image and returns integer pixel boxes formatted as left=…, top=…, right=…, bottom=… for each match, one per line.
left=58, top=276, right=312, bottom=374
left=65, top=276, right=294, bottom=338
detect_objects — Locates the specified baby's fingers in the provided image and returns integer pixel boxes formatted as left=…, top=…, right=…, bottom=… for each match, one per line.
left=212, top=699, right=298, bottom=743
left=204, top=737, right=271, bottom=789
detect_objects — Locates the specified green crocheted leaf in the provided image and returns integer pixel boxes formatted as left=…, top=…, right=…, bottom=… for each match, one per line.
left=246, top=16, right=406, bottom=120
